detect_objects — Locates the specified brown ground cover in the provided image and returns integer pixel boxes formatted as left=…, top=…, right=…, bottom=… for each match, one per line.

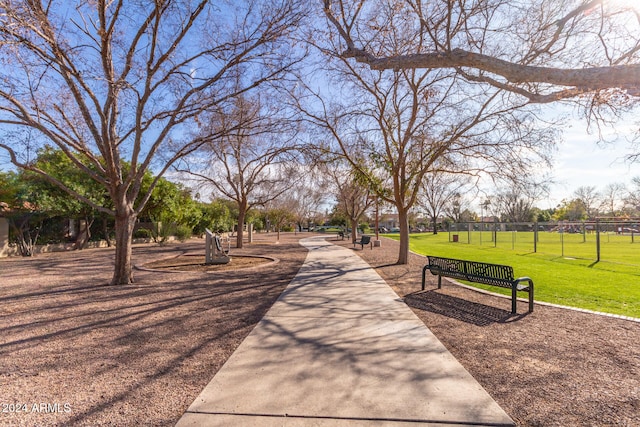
left=0, top=233, right=306, bottom=426
left=1, top=233, right=639, bottom=426
left=334, top=236, right=640, bottom=427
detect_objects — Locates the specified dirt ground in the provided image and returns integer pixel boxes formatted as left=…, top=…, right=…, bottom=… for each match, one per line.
left=0, top=233, right=307, bottom=426
left=1, top=233, right=639, bottom=426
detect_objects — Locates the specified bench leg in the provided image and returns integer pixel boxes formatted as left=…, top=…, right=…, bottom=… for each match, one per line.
left=437, top=275, right=442, bottom=289
left=511, top=286, right=517, bottom=314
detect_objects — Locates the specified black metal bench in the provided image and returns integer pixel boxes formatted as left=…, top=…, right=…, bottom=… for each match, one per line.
left=353, top=235, right=372, bottom=250
left=421, top=255, right=534, bottom=314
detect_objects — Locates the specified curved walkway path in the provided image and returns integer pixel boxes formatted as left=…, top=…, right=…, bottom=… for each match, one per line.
left=176, top=236, right=514, bottom=426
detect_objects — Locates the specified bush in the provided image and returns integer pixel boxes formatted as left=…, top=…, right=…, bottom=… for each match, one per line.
left=134, top=228, right=152, bottom=239
left=174, top=224, right=192, bottom=242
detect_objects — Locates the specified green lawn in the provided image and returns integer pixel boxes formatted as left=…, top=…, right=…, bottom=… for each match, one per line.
left=387, top=232, right=640, bottom=318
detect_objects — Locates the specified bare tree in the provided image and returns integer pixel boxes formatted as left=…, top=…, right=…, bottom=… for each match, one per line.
left=325, top=162, right=374, bottom=242
left=443, top=192, right=474, bottom=224
left=298, top=4, right=556, bottom=265
left=574, top=186, right=601, bottom=218
left=494, top=181, right=548, bottom=222
left=323, top=0, right=640, bottom=102
left=495, top=192, right=535, bottom=223
left=0, top=1, right=306, bottom=283
left=599, top=182, right=628, bottom=216
left=418, top=171, right=470, bottom=234
left=180, top=92, right=301, bottom=248
left=285, top=166, right=331, bottom=232
left=625, top=177, right=640, bottom=214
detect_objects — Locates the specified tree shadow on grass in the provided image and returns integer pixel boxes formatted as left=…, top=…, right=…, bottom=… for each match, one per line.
left=404, top=290, right=529, bottom=326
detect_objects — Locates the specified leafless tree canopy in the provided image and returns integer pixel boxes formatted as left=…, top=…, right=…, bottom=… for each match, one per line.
left=419, top=170, right=471, bottom=232
left=324, top=0, right=640, bottom=104
left=0, top=0, right=307, bottom=284
left=300, top=1, right=558, bottom=263
left=178, top=91, right=302, bottom=248
left=574, top=185, right=601, bottom=217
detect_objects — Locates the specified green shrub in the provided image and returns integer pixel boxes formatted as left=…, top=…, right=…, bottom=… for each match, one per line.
left=134, top=228, right=152, bottom=239
left=174, top=224, right=192, bottom=242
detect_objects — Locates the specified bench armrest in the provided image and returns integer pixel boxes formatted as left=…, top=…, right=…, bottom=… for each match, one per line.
left=514, top=277, right=533, bottom=290
left=514, top=277, right=534, bottom=312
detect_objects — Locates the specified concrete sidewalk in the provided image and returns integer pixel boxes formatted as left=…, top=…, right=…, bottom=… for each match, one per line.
left=176, top=236, right=514, bottom=426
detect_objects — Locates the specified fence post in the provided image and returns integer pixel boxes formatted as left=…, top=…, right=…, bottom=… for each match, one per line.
left=596, top=219, right=601, bottom=262
left=493, top=219, right=497, bottom=247
left=534, top=222, right=538, bottom=253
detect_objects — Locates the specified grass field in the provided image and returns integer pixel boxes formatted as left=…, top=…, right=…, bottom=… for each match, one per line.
left=450, top=230, right=640, bottom=269
left=388, top=232, right=640, bottom=318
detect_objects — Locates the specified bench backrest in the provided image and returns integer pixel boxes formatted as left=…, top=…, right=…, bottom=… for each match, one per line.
left=427, top=256, right=515, bottom=288
left=361, top=235, right=371, bottom=244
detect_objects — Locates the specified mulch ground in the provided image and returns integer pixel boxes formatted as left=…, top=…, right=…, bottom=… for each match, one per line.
left=1, top=232, right=638, bottom=426
left=334, top=235, right=640, bottom=427
left=0, top=233, right=307, bottom=426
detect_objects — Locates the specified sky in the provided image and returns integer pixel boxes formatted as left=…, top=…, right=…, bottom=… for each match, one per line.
left=538, top=114, right=640, bottom=209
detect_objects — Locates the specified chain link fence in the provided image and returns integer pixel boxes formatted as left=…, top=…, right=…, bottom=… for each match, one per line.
left=447, top=220, right=640, bottom=266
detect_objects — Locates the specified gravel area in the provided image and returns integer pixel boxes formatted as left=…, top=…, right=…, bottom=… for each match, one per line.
left=1, top=233, right=307, bottom=426
left=2, top=233, right=639, bottom=426
left=334, top=235, right=640, bottom=427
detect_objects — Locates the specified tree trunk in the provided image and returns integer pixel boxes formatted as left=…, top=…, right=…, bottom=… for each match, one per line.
left=350, top=218, right=358, bottom=242
left=111, top=209, right=137, bottom=285
left=432, top=215, right=438, bottom=235
left=397, top=209, right=410, bottom=265
left=103, top=217, right=113, bottom=247
left=236, top=207, right=246, bottom=249
left=74, top=216, right=94, bottom=250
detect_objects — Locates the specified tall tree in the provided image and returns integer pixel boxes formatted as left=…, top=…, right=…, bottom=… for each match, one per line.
left=179, top=92, right=301, bottom=248
left=299, top=2, right=556, bottom=264
left=328, top=163, right=374, bottom=242
left=0, top=0, right=306, bottom=284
